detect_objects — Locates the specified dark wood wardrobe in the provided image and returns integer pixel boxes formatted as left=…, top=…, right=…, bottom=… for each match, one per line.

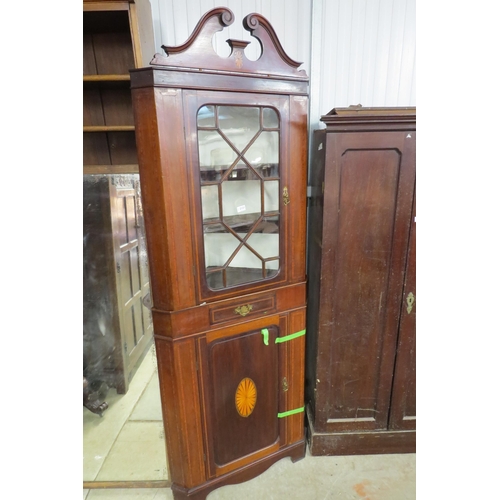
left=305, top=107, right=416, bottom=455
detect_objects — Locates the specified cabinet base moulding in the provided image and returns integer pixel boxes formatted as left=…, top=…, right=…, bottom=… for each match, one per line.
left=306, top=406, right=415, bottom=456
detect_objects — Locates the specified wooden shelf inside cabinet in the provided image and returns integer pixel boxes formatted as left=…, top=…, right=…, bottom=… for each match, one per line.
left=83, top=164, right=139, bottom=175
left=84, top=126, right=135, bottom=132
left=83, top=75, right=131, bottom=82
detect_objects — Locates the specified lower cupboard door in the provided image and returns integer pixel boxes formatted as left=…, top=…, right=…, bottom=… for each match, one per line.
left=200, top=324, right=280, bottom=476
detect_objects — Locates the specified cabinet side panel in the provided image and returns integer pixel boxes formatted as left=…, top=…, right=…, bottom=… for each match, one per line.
left=154, top=88, right=197, bottom=308
left=305, top=130, right=326, bottom=415
left=131, top=87, right=173, bottom=310
left=132, top=87, right=197, bottom=310
left=154, top=336, right=206, bottom=488
left=289, top=95, right=309, bottom=283
left=390, top=183, right=416, bottom=430
left=283, top=308, right=307, bottom=445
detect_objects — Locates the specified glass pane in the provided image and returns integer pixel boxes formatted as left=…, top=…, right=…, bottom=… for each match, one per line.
left=197, top=105, right=215, bottom=127
left=197, top=104, right=281, bottom=290
left=226, top=245, right=264, bottom=287
left=222, top=213, right=261, bottom=233
left=264, top=180, right=279, bottom=213
left=265, top=259, right=280, bottom=275
left=246, top=131, right=279, bottom=178
left=198, top=130, right=237, bottom=182
left=206, top=269, right=225, bottom=290
left=201, top=185, right=220, bottom=221
left=254, top=215, right=279, bottom=234
left=247, top=232, right=279, bottom=260
left=204, top=231, right=240, bottom=269
left=218, top=106, right=260, bottom=152
left=222, top=179, right=261, bottom=218
left=263, top=107, right=279, bottom=128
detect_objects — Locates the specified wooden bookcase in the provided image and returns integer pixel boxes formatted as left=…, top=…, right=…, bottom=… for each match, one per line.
left=83, top=0, right=154, bottom=174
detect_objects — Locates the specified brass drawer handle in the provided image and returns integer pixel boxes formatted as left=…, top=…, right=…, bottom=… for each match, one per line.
left=235, top=304, right=253, bottom=317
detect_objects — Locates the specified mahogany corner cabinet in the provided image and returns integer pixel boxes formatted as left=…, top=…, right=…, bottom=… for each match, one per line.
left=130, top=8, right=309, bottom=499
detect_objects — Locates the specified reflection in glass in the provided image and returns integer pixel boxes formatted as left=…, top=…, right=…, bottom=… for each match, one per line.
left=263, top=107, right=279, bottom=128
left=83, top=174, right=167, bottom=483
left=197, top=105, right=281, bottom=290
left=264, top=180, right=280, bottom=213
left=201, top=185, right=219, bottom=221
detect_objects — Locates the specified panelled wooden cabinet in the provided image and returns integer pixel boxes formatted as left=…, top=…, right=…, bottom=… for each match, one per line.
left=305, top=107, right=416, bottom=455
left=83, top=175, right=153, bottom=395
left=130, top=8, right=309, bottom=500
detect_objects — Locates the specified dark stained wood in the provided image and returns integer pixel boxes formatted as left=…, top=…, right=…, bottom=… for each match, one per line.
left=83, top=132, right=111, bottom=165
left=108, top=131, right=138, bottom=164
left=204, top=326, right=279, bottom=467
left=305, top=107, right=416, bottom=455
left=83, top=176, right=153, bottom=395
left=100, top=88, right=135, bottom=126
left=130, top=8, right=308, bottom=500
left=307, top=405, right=415, bottom=455
left=389, top=193, right=416, bottom=431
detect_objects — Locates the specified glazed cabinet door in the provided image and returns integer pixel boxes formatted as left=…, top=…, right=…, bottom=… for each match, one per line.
left=314, top=130, right=415, bottom=433
left=183, top=91, right=300, bottom=303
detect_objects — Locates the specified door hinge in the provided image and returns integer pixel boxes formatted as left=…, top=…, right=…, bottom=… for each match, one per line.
left=124, top=342, right=128, bottom=353
left=116, top=262, right=121, bottom=273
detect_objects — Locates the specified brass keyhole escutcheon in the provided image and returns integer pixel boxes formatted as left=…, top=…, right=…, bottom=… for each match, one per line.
left=406, top=292, right=415, bottom=314
left=235, top=304, right=253, bottom=317
left=283, top=186, right=290, bottom=206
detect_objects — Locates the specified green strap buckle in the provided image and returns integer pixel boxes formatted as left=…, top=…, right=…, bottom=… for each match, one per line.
left=275, top=329, right=306, bottom=344
left=261, top=328, right=269, bottom=346
left=277, top=406, right=305, bottom=418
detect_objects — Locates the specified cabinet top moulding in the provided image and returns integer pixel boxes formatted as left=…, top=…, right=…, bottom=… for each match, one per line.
left=83, top=1, right=134, bottom=12
left=130, top=7, right=309, bottom=95
left=321, top=106, right=416, bottom=132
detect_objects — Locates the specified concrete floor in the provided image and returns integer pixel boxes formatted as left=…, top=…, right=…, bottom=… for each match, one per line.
left=83, top=346, right=416, bottom=499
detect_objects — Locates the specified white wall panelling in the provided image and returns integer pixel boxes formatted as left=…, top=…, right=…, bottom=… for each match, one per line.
left=147, top=0, right=312, bottom=74
left=309, top=0, right=416, bottom=131
left=147, top=0, right=415, bottom=151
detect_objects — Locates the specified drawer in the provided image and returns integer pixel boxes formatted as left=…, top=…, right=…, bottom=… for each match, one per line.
left=209, top=294, right=276, bottom=325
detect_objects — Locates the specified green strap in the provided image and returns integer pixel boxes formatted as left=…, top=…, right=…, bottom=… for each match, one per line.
left=261, top=328, right=269, bottom=346
left=275, top=329, right=306, bottom=344
left=277, top=406, right=305, bottom=418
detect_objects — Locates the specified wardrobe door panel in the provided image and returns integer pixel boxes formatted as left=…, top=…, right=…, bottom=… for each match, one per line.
left=389, top=199, right=416, bottom=430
